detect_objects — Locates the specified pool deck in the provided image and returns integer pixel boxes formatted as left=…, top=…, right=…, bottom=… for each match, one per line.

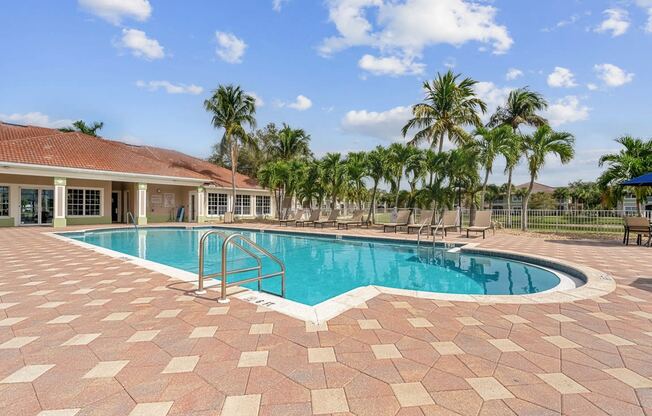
left=1, top=224, right=652, bottom=415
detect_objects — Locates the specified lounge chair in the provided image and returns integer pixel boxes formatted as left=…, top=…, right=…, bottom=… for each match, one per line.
left=314, top=209, right=340, bottom=228
left=337, top=210, right=368, bottom=230
left=623, top=216, right=652, bottom=246
left=296, top=209, right=320, bottom=227
left=432, top=210, right=459, bottom=237
left=464, top=210, right=493, bottom=239
left=406, top=210, right=433, bottom=234
left=382, top=210, right=411, bottom=233
left=279, top=210, right=303, bottom=227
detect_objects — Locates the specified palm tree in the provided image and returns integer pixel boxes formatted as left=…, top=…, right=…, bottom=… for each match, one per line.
left=365, top=146, right=390, bottom=223
left=59, top=120, right=104, bottom=137
left=296, top=160, right=325, bottom=210
left=488, top=88, right=548, bottom=130
left=271, top=124, right=312, bottom=160
left=258, top=161, right=287, bottom=219
left=401, top=70, right=487, bottom=152
left=404, top=147, right=425, bottom=208
left=321, top=153, right=347, bottom=209
left=387, top=143, right=413, bottom=208
left=345, top=152, right=367, bottom=210
left=473, top=125, right=514, bottom=209
left=521, top=125, right=575, bottom=230
left=489, top=87, right=547, bottom=226
left=598, top=136, right=652, bottom=215
left=204, top=85, right=257, bottom=216
left=552, top=187, right=570, bottom=210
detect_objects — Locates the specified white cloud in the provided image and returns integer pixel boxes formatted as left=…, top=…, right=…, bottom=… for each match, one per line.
left=358, top=54, right=425, bottom=76
left=215, top=31, right=246, bottom=64
left=246, top=91, right=265, bottom=107
left=587, top=83, right=598, bottom=91
left=595, top=8, right=630, bottom=37
left=319, top=0, right=513, bottom=70
left=547, top=66, right=577, bottom=88
left=505, top=68, right=523, bottom=80
left=594, top=63, right=634, bottom=87
left=136, top=80, right=203, bottom=95
left=341, top=106, right=411, bottom=142
left=78, top=0, right=151, bottom=25
left=542, top=14, right=581, bottom=32
left=119, top=28, right=164, bottom=60
left=0, top=112, right=74, bottom=129
left=286, top=95, right=312, bottom=111
left=543, top=96, right=590, bottom=126
left=272, top=0, right=289, bottom=12
left=472, top=81, right=513, bottom=122
left=635, top=1, right=652, bottom=32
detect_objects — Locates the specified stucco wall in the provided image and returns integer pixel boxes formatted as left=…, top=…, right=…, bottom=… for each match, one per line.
left=146, top=184, right=191, bottom=222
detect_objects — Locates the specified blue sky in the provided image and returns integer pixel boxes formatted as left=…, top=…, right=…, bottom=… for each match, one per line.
left=1, top=0, right=651, bottom=186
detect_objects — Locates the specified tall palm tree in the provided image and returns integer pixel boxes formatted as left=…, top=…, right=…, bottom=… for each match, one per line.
left=271, top=124, right=312, bottom=160
left=387, top=143, right=413, bottom=208
left=365, top=146, right=389, bottom=223
left=59, top=120, right=104, bottom=137
left=521, top=125, right=575, bottom=230
left=401, top=70, right=487, bottom=152
left=258, top=161, right=287, bottom=219
left=489, top=87, right=548, bottom=225
left=488, top=88, right=548, bottom=130
left=345, top=151, right=367, bottom=210
left=597, top=136, right=652, bottom=214
left=321, top=153, right=347, bottom=209
left=473, top=125, right=514, bottom=209
left=204, top=85, right=257, bottom=216
left=404, top=147, right=425, bottom=208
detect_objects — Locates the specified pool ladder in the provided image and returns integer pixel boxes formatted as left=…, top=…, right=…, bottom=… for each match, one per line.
left=195, top=230, right=286, bottom=303
left=416, top=218, right=443, bottom=248
left=126, top=211, right=138, bottom=229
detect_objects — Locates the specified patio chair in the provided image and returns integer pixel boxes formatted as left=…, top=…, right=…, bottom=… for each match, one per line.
left=623, top=216, right=652, bottom=246
left=279, top=209, right=303, bottom=227
left=314, top=209, right=340, bottom=228
left=336, top=210, right=368, bottom=230
left=382, top=210, right=411, bottom=233
left=296, top=209, right=320, bottom=227
left=464, top=210, right=493, bottom=239
left=406, top=210, right=434, bottom=234
left=432, top=210, right=459, bottom=237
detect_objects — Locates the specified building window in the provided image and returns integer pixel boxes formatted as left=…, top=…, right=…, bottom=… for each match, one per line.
left=67, top=189, right=101, bottom=216
left=207, top=192, right=228, bottom=215
left=235, top=195, right=251, bottom=215
left=256, top=195, right=271, bottom=216
left=0, top=186, right=8, bottom=217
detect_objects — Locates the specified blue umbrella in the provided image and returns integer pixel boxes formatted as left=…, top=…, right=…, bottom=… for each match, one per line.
left=622, top=172, right=652, bottom=186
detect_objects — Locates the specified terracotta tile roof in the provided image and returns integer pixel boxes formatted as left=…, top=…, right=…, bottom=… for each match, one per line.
left=516, top=182, right=556, bottom=194
left=0, top=122, right=261, bottom=188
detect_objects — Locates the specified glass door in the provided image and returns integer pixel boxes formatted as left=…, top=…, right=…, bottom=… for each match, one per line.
left=41, top=189, right=54, bottom=224
left=20, top=188, right=39, bottom=225
left=20, top=188, right=54, bottom=225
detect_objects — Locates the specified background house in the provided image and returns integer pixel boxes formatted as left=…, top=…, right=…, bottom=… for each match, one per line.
left=0, top=122, right=274, bottom=227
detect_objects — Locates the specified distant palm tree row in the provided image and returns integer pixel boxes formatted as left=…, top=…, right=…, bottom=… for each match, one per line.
left=203, top=72, right=652, bottom=229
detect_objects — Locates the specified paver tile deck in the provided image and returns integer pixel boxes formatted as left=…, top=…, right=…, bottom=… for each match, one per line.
left=1, top=224, right=651, bottom=415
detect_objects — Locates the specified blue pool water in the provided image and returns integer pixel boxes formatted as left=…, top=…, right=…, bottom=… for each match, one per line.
left=63, top=227, right=561, bottom=306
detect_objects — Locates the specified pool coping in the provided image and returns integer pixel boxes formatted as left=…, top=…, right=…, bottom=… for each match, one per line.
left=48, top=224, right=617, bottom=324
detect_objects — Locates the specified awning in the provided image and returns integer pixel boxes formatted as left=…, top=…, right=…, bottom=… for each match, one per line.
left=622, top=172, right=652, bottom=186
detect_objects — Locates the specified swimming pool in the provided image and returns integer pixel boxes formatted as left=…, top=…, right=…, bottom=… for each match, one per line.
left=61, top=227, right=564, bottom=306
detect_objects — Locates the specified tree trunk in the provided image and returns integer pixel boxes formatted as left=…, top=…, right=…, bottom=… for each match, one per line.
left=394, top=175, right=401, bottom=208
left=367, top=182, right=378, bottom=224
left=437, top=132, right=445, bottom=153
left=480, top=168, right=490, bottom=209
left=521, top=175, right=535, bottom=231
left=506, top=168, right=513, bottom=227
left=230, top=136, right=238, bottom=223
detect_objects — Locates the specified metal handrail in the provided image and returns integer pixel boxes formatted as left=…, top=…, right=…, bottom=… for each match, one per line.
left=431, top=218, right=444, bottom=244
left=196, top=230, right=286, bottom=304
left=126, top=211, right=137, bottom=229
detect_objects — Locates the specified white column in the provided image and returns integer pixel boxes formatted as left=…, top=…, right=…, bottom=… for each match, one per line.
left=197, top=186, right=206, bottom=223
left=137, top=183, right=148, bottom=225
left=53, top=177, right=67, bottom=227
